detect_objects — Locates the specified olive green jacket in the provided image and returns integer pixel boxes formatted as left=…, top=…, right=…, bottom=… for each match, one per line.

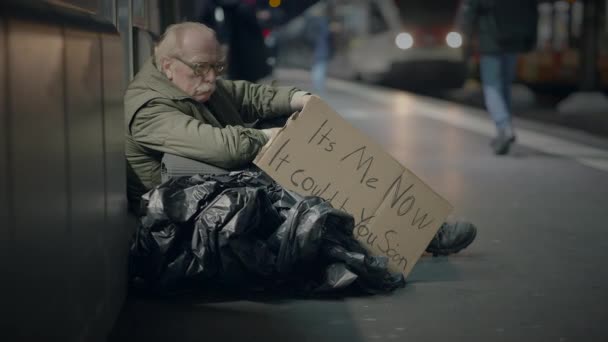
left=124, top=58, right=298, bottom=206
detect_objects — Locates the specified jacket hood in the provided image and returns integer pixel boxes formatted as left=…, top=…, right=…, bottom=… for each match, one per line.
left=124, top=57, right=192, bottom=131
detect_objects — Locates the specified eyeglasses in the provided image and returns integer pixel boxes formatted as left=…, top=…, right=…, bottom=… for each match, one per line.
left=173, top=56, right=226, bottom=77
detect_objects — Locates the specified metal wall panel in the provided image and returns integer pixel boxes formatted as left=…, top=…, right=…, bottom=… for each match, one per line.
left=64, top=27, right=106, bottom=340
left=100, top=31, right=131, bottom=338
left=0, top=20, right=8, bottom=256
left=2, top=3, right=134, bottom=339
left=8, top=20, right=70, bottom=340
left=102, top=33, right=128, bottom=232
left=0, top=19, right=8, bottom=250
left=134, top=27, right=154, bottom=73
left=0, top=16, right=12, bottom=338
left=118, top=0, right=134, bottom=81
left=2, top=3, right=133, bottom=339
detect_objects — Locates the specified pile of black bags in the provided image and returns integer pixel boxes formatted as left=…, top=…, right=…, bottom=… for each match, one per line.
left=129, top=171, right=405, bottom=295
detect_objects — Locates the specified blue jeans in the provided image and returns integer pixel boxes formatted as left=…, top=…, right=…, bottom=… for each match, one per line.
left=480, top=53, right=518, bottom=133
left=311, top=60, right=328, bottom=94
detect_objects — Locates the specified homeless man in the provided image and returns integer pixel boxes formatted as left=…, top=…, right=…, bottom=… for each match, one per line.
left=124, top=22, right=476, bottom=256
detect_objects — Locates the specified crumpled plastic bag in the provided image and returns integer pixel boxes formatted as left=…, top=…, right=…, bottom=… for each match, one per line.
left=129, top=171, right=405, bottom=295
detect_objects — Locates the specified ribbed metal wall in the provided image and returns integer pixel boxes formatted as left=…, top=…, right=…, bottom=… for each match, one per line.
left=1, top=4, right=131, bottom=341
left=0, top=17, right=11, bottom=338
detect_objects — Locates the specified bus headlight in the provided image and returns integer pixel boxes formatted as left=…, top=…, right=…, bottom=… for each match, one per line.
left=395, top=32, right=414, bottom=50
left=446, top=32, right=463, bottom=48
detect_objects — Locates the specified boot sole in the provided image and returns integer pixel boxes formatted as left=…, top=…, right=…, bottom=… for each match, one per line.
left=428, top=225, right=477, bottom=257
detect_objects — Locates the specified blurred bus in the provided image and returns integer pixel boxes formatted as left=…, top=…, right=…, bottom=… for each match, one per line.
left=276, top=0, right=467, bottom=92
left=347, top=0, right=467, bottom=90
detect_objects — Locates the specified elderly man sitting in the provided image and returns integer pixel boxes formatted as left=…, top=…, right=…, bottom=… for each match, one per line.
left=124, top=22, right=476, bottom=256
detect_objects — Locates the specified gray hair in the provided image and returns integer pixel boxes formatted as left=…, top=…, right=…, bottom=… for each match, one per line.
left=154, top=22, right=217, bottom=71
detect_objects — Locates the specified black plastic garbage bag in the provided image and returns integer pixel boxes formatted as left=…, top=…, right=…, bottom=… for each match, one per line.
left=129, top=171, right=405, bottom=295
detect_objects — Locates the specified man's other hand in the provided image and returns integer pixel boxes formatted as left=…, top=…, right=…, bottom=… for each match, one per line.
left=290, top=91, right=312, bottom=112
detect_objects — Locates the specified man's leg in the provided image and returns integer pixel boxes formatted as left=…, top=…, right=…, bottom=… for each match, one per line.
left=480, top=54, right=515, bottom=155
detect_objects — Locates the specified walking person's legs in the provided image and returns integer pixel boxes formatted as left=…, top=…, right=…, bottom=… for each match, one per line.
left=500, top=53, right=519, bottom=136
left=480, top=53, right=516, bottom=155
left=311, top=59, right=328, bottom=94
left=501, top=53, right=518, bottom=111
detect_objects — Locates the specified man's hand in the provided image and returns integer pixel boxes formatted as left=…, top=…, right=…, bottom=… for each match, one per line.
left=290, top=91, right=312, bottom=112
left=261, top=127, right=281, bottom=141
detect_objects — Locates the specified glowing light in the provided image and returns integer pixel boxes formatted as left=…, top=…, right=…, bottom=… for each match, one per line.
left=446, top=32, right=463, bottom=48
left=269, top=0, right=281, bottom=7
left=395, top=32, right=413, bottom=50
left=214, top=7, right=224, bottom=22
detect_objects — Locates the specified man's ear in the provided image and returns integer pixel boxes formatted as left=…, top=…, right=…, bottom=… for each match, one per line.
left=161, top=57, right=173, bottom=80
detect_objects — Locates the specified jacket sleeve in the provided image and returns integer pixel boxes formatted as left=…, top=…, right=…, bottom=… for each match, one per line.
left=130, top=100, right=269, bottom=169
left=219, top=79, right=300, bottom=122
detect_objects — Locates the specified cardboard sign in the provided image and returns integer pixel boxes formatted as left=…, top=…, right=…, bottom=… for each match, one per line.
left=254, top=97, right=452, bottom=277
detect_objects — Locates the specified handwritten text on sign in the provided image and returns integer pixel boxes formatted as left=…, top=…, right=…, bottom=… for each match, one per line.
left=255, top=97, right=452, bottom=276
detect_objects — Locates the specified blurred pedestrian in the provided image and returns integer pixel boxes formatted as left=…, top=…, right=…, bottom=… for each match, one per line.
left=197, top=0, right=272, bottom=82
left=459, top=0, right=538, bottom=155
left=306, top=3, right=333, bottom=94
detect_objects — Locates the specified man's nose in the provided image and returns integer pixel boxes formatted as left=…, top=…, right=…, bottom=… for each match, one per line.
left=204, top=68, right=217, bottom=82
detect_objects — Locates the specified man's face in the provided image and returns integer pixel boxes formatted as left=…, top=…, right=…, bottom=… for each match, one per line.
left=165, top=30, right=223, bottom=103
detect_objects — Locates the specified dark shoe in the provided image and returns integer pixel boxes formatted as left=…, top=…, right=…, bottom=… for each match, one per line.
left=490, top=134, right=516, bottom=147
left=426, top=221, right=477, bottom=256
left=492, top=134, right=515, bottom=155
